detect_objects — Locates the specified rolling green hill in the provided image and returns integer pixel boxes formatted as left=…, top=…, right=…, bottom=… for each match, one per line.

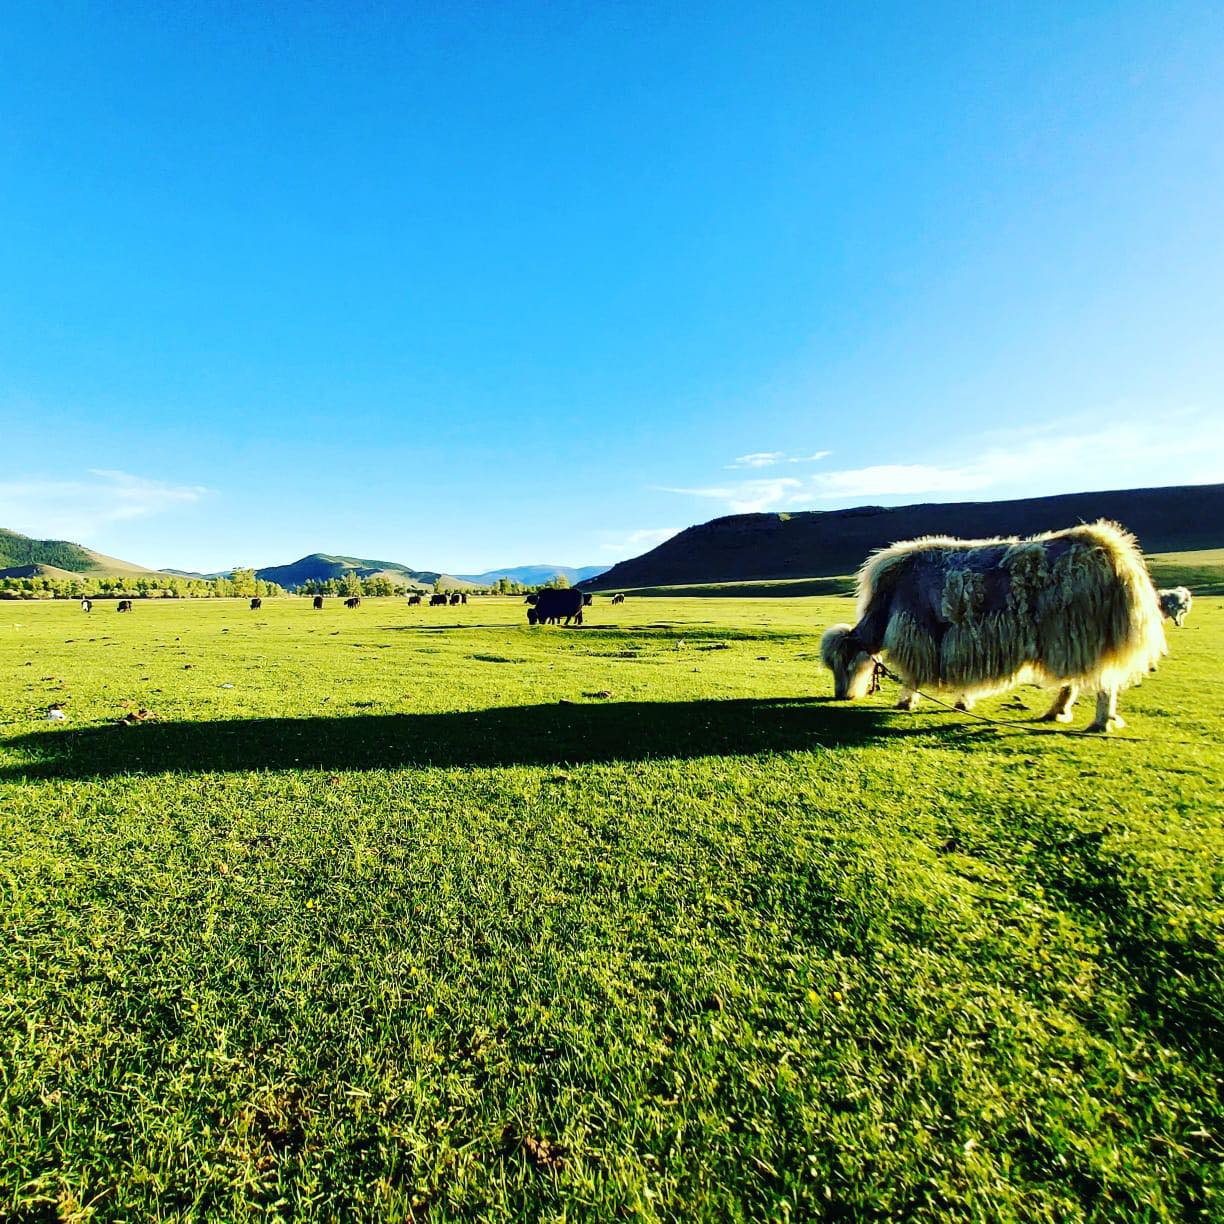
left=0, top=563, right=92, bottom=582
left=254, top=553, right=479, bottom=591
left=0, top=529, right=156, bottom=577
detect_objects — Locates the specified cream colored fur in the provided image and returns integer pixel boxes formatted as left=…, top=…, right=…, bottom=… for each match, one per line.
left=828, top=521, right=1166, bottom=731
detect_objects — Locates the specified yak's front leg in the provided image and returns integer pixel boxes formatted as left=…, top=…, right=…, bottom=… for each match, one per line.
left=895, top=688, right=920, bottom=711
left=1040, top=684, right=1077, bottom=723
left=1087, top=683, right=1124, bottom=733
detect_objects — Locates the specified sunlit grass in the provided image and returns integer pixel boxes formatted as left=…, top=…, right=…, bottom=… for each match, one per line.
left=1, top=595, right=1220, bottom=1220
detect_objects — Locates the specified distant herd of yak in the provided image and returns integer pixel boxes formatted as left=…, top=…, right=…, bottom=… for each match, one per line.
left=80, top=587, right=627, bottom=627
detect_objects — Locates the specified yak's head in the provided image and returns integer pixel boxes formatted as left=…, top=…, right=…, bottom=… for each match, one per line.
left=527, top=608, right=539, bottom=625
left=820, top=624, right=877, bottom=700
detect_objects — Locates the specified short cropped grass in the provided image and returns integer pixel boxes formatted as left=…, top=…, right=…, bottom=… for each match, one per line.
left=1, top=596, right=1221, bottom=1221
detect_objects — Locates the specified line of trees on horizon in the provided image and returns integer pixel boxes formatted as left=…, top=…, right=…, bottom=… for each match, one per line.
left=0, top=568, right=286, bottom=601
left=293, top=572, right=573, bottom=598
left=2, top=566, right=581, bottom=601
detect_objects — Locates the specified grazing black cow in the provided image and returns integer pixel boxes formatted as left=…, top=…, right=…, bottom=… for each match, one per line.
left=611, top=593, right=626, bottom=604
left=407, top=595, right=422, bottom=606
left=450, top=592, right=462, bottom=606
left=80, top=598, right=92, bottom=613
left=250, top=597, right=262, bottom=610
left=582, top=593, right=593, bottom=606
left=117, top=600, right=133, bottom=613
left=344, top=597, right=362, bottom=609
left=430, top=593, right=448, bottom=606
left=313, top=595, right=324, bottom=610
left=527, top=587, right=585, bottom=627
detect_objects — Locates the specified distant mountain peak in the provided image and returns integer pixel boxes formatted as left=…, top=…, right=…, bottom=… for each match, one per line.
left=453, top=564, right=609, bottom=586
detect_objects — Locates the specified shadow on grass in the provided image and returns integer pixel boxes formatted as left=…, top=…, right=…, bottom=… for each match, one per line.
left=0, top=698, right=981, bottom=779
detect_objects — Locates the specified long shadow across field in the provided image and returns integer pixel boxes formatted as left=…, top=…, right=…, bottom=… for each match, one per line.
left=1, top=698, right=972, bottom=779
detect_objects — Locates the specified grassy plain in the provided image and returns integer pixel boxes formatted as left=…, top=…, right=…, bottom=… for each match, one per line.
left=1146, top=550, right=1224, bottom=597
left=1, top=595, right=1221, bottom=1221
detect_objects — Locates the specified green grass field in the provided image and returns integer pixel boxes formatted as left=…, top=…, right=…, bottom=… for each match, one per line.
left=1146, top=550, right=1224, bottom=597
left=2, top=596, right=1221, bottom=1221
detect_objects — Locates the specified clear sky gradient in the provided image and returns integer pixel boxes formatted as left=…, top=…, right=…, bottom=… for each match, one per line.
left=2, top=2, right=1222, bottom=572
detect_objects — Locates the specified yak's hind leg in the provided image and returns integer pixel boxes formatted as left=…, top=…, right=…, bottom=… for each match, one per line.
left=1040, top=684, right=1077, bottom=723
left=1087, top=683, right=1124, bottom=733
left=895, top=688, right=920, bottom=711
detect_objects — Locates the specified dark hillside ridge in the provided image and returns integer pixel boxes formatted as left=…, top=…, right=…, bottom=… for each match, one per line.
left=582, top=483, right=1224, bottom=590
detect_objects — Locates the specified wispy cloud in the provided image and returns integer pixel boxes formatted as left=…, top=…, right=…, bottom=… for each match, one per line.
left=0, top=469, right=210, bottom=541
left=599, top=526, right=683, bottom=556
left=659, top=477, right=804, bottom=513
left=807, top=463, right=989, bottom=500
left=665, top=409, right=1224, bottom=513
left=725, top=450, right=831, bottom=470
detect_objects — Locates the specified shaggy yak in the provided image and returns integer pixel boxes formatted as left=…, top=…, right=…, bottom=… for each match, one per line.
left=250, top=597, right=262, bottom=610
left=407, top=594, right=422, bottom=605
left=1158, top=586, right=1193, bottom=627
left=611, top=593, right=626, bottom=604
left=312, top=595, right=324, bottom=609
left=820, top=521, right=1165, bottom=733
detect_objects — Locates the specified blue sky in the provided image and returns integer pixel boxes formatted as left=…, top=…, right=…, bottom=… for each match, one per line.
left=2, top=1, right=1222, bottom=572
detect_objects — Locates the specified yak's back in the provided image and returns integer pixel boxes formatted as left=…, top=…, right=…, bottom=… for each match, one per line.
left=857, top=520, right=1149, bottom=609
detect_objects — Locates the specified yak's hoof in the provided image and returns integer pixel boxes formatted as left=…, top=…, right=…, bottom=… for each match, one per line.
left=1039, top=709, right=1074, bottom=724
left=895, top=700, right=916, bottom=712
left=1086, top=715, right=1124, bottom=734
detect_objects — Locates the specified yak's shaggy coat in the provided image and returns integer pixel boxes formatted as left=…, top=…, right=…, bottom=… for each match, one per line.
left=821, top=521, right=1165, bottom=732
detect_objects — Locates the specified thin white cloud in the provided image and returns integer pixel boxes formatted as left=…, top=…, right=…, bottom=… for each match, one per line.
left=726, top=451, right=785, bottom=469
left=666, top=409, right=1224, bottom=513
left=660, top=477, right=804, bottom=513
left=600, top=526, right=683, bottom=556
left=0, top=469, right=210, bottom=541
left=726, top=449, right=831, bottom=469
left=808, top=463, right=990, bottom=500
left=808, top=413, right=1224, bottom=501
